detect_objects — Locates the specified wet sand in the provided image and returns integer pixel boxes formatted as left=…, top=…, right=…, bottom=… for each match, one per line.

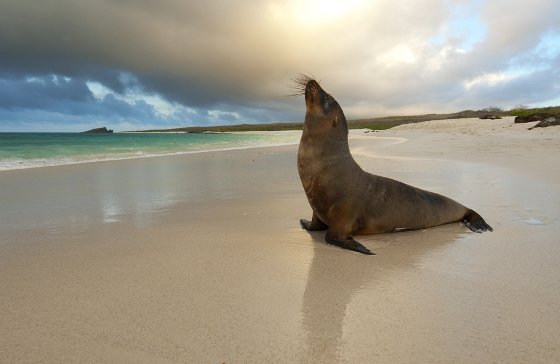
left=1, top=117, right=559, bottom=363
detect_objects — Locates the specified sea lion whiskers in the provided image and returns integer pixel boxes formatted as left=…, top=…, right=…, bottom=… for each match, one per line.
left=288, top=73, right=316, bottom=96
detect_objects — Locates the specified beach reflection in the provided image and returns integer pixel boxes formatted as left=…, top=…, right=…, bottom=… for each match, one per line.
left=0, top=148, right=293, bottom=236
left=300, top=225, right=465, bottom=362
left=0, top=157, right=196, bottom=234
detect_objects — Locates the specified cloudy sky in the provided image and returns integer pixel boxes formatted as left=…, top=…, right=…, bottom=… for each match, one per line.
left=1, top=0, right=559, bottom=131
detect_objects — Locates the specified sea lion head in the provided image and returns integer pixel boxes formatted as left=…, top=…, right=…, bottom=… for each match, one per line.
left=293, top=74, right=347, bottom=133
left=304, top=80, right=339, bottom=116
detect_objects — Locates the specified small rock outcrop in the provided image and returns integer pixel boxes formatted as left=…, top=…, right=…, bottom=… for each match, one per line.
left=83, top=127, right=113, bottom=134
left=479, top=114, right=501, bottom=120
left=514, top=115, right=550, bottom=123
left=528, top=117, right=560, bottom=130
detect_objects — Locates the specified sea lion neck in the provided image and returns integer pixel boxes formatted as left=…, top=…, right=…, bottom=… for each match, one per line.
left=302, top=111, right=349, bottom=141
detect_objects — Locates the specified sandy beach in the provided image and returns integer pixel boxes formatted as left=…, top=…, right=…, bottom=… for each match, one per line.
left=1, top=116, right=559, bottom=363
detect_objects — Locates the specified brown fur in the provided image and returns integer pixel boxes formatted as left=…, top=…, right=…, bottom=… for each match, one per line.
left=297, top=78, right=492, bottom=255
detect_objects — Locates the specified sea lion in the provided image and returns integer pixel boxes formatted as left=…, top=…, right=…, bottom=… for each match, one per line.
left=295, top=75, right=493, bottom=255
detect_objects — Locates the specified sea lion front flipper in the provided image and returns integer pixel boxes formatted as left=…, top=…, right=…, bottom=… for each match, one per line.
left=325, top=230, right=374, bottom=255
left=300, top=213, right=328, bottom=231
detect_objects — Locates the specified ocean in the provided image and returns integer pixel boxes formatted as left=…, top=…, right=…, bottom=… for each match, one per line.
left=0, top=131, right=300, bottom=171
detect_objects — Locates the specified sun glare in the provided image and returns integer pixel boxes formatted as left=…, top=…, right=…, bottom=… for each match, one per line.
left=269, top=0, right=363, bottom=26
left=300, top=0, right=361, bottom=24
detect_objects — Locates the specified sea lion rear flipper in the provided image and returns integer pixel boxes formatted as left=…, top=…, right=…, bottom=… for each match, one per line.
left=463, top=209, right=493, bottom=233
left=325, top=231, right=374, bottom=255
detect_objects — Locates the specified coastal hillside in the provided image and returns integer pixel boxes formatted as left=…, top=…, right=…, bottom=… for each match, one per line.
left=132, top=106, right=560, bottom=133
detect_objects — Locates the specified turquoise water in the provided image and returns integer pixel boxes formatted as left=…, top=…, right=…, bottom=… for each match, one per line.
left=0, top=132, right=300, bottom=170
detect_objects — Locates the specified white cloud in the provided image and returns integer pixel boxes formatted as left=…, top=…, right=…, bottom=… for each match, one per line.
left=86, top=80, right=198, bottom=118
left=208, top=110, right=240, bottom=122
left=464, top=72, right=513, bottom=90
left=25, top=76, right=46, bottom=85
left=87, top=81, right=112, bottom=100
left=377, top=45, right=419, bottom=67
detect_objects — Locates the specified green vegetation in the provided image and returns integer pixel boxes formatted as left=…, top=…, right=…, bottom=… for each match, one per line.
left=507, top=106, right=560, bottom=117
left=348, top=110, right=489, bottom=130
left=137, top=122, right=303, bottom=133
left=131, top=106, right=559, bottom=133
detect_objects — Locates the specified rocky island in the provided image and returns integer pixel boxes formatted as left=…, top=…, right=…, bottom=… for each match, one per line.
left=82, top=127, right=113, bottom=134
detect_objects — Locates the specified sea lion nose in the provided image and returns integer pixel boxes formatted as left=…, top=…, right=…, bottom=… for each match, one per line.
left=306, top=80, right=318, bottom=90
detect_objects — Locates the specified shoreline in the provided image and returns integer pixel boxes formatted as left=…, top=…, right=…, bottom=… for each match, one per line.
left=0, top=131, right=301, bottom=172
left=3, top=115, right=557, bottom=173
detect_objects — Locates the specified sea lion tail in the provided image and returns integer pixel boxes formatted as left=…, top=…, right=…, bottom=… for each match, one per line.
left=463, top=209, right=493, bottom=233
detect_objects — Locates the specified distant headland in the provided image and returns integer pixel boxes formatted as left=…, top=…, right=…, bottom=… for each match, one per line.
left=82, top=127, right=113, bottom=134
left=128, top=106, right=560, bottom=133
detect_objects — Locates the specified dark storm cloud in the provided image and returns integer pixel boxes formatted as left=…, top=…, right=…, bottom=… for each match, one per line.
left=0, top=0, right=281, bottom=108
